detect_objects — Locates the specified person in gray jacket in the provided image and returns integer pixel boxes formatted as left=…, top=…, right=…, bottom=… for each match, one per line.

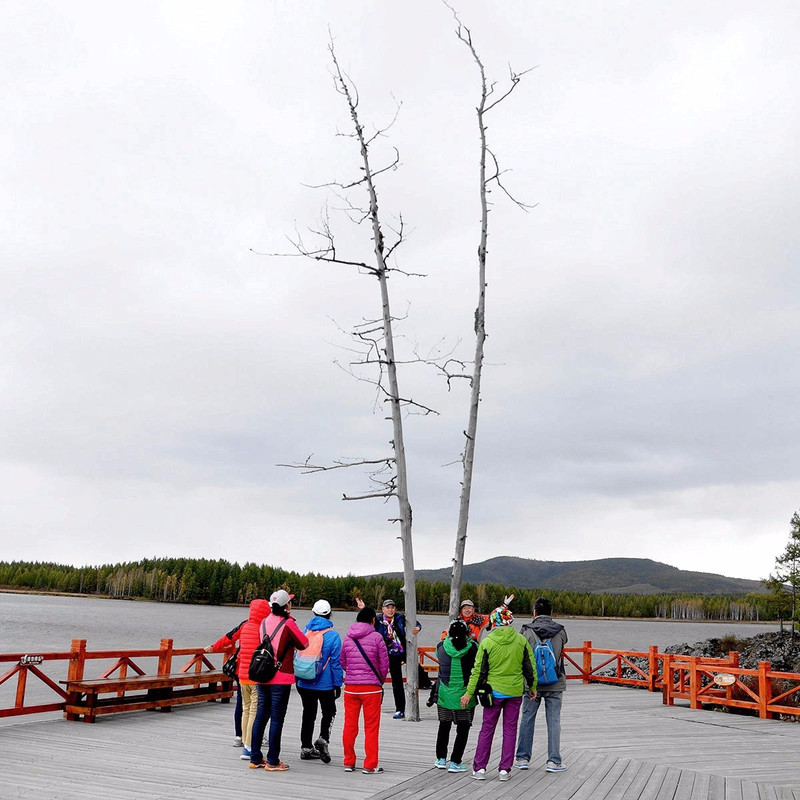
left=514, top=597, right=568, bottom=773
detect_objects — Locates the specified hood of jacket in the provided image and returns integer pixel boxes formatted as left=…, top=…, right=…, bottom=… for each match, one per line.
left=248, top=599, right=270, bottom=625
left=488, top=624, right=522, bottom=646
left=347, top=621, right=378, bottom=640
left=530, top=616, right=564, bottom=640
left=305, top=616, right=334, bottom=633
left=443, top=637, right=473, bottom=659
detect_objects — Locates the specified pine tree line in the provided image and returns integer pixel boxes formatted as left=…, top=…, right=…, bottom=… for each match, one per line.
left=0, top=558, right=778, bottom=621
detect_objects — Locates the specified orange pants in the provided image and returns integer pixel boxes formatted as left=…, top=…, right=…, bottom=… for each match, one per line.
left=342, top=685, right=383, bottom=770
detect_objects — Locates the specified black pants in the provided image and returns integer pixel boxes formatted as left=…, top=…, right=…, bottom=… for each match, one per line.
left=234, top=682, right=242, bottom=737
left=297, top=686, right=337, bottom=748
left=436, top=719, right=471, bottom=764
left=388, top=654, right=406, bottom=713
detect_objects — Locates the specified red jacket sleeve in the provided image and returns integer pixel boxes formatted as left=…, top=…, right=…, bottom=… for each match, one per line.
left=210, top=621, right=244, bottom=653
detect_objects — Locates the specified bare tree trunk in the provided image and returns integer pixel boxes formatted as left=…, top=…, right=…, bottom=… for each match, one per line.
left=449, top=77, right=488, bottom=621
left=331, top=50, right=420, bottom=720
left=447, top=18, right=531, bottom=620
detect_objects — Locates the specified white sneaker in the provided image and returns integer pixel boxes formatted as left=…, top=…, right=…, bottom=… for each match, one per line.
left=499, top=770, right=510, bottom=781
left=471, top=768, right=486, bottom=780
left=546, top=760, right=567, bottom=773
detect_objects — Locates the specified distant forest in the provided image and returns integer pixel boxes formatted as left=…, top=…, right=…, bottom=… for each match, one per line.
left=0, top=558, right=776, bottom=621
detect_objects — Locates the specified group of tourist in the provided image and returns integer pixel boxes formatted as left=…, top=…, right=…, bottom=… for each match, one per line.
left=206, top=591, right=568, bottom=780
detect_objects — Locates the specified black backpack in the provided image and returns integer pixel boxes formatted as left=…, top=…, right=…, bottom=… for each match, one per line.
left=248, top=618, right=287, bottom=683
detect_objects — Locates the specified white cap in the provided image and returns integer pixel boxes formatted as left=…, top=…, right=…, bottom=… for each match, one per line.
left=312, top=599, right=332, bottom=616
left=269, top=589, right=294, bottom=607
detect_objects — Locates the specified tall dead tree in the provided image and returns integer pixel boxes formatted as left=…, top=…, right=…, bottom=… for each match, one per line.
left=446, top=12, right=533, bottom=620
left=276, top=43, right=422, bottom=720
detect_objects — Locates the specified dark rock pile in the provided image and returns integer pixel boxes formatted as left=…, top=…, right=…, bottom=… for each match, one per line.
left=664, top=631, right=800, bottom=673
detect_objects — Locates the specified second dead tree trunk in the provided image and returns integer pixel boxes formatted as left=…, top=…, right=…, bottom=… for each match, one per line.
left=447, top=15, right=532, bottom=620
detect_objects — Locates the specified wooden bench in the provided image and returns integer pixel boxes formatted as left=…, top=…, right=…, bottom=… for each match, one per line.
left=62, top=670, right=234, bottom=723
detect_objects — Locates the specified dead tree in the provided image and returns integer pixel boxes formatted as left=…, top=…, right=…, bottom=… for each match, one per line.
left=275, top=43, right=422, bottom=720
left=446, top=11, right=534, bottom=620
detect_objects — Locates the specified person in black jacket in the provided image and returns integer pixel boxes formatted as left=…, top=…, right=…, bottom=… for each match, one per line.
left=432, top=619, right=478, bottom=772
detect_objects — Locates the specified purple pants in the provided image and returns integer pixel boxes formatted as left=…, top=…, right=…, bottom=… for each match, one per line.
left=472, top=695, right=522, bottom=772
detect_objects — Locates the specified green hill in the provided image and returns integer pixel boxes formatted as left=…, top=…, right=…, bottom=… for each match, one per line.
left=374, top=556, right=765, bottom=595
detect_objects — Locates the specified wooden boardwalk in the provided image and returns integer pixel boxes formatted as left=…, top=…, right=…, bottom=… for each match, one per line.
left=1, top=683, right=800, bottom=799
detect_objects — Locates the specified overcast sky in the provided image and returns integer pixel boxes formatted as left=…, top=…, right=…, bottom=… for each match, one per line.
left=2, top=1, right=798, bottom=582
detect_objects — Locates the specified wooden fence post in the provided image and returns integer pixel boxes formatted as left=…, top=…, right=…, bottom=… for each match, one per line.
left=582, top=641, right=592, bottom=684
left=158, top=639, right=174, bottom=676
left=758, top=661, right=772, bottom=719
left=689, top=657, right=700, bottom=710
left=64, top=639, right=87, bottom=721
left=67, top=639, right=87, bottom=683
left=648, top=645, right=658, bottom=692
left=663, top=654, right=673, bottom=706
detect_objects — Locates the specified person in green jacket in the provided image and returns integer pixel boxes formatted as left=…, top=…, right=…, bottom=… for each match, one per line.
left=432, top=619, right=478, bottom=774
left=460, top=605, right=536, bottom=782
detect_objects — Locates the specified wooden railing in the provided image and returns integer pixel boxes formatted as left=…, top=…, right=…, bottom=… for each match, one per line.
left=0, top=638, right=229, bottom=719
left=418, top=640, right=800, bottom=721
left=4, top=640, right=799, bottom=722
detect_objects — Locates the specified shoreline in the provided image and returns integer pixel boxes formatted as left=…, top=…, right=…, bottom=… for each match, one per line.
left=0, top=588, right=779, bottom=624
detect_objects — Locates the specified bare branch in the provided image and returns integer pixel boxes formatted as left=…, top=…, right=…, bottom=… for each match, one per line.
left=276, top=456, right=394, bottom=474
left=485, top=148, right=538, bottom=212
left=343, top=490, right=397, bottom=501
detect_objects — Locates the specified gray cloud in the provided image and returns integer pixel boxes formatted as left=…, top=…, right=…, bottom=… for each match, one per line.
left=1, top=1, right=798, bottom=581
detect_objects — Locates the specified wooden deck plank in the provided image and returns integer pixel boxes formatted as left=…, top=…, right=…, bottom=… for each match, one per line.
left=1, top=683, right=800, bottom=799
left=674, top=769, right=697, bottom=800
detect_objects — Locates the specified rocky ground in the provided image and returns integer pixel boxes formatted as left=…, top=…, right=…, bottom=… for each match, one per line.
left=664, top=630, right=800, bottom=672
left=600, top=630, right=800, bottom=720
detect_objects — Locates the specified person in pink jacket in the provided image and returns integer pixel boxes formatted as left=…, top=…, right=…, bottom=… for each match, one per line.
left=340, top=606, right=390, bottom=774
left=249, top=590, right=308, bottom=772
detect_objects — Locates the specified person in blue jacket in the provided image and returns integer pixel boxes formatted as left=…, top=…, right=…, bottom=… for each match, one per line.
left=296, top=599, right=343, bottom=763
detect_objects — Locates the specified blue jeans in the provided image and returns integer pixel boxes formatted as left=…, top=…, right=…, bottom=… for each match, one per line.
left=515, top=692, right=562, bottom=764
left=249, top=684, right=291, bottom=766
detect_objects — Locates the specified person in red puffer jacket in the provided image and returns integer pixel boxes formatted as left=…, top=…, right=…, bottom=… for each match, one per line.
left=207, top=598, right=270, bottom=761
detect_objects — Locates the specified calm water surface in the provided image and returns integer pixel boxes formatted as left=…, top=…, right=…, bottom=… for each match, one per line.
left=0, top=592, right=780, bottom=654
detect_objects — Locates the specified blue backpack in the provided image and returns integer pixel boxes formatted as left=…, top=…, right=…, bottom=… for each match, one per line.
left=533, top=638, right=559, bottom=685
left=294, top=628, right=333, bottom=681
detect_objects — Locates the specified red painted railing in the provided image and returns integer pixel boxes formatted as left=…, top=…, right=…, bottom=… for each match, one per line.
left=419, top=640, right=800, bottom=721
left=0, top=638, right=227, bottom=718
left=4, top=640, right=798, bottom=721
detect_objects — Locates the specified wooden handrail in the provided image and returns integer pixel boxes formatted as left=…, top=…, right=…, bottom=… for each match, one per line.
left=0, top=639, right=226, bottom=719
left=2, top=639, right=799, bottom=722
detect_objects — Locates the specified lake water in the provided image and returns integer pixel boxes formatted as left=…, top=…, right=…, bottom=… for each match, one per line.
left=0, top=592, right=781, bottom=654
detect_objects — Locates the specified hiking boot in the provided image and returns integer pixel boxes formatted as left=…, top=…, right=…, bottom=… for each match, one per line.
left=499, top=770, right=510, bottom=781
left=300, top=747, right=321, bottom=760
left=434, top=758, right=448, bottom=769
left=264, top=761, right=290, bottom=771
left=448, top=762, right=468, bottom=773
left=314, top=737, right=331, bottom=764
left=546, top=760, right=567, bottom=773
left=471, top=768, right=486, bottom=780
